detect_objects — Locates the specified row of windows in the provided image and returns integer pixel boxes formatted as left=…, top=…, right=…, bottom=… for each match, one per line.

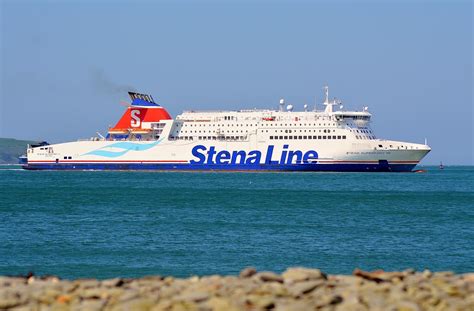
left=63, top=156, right=72, bottom=159
left=270, top=135, right=347, bottom=140
left=176, top=122, right=339, bottom=128
left=36, top=147, right=53, bottom=154
left=169, top=134, right=349, bottom=141
left=178, top=130, right=249, bottom=134
left=278, top=129, right=335, bottom=133
left=351, top=129, right=372, bottom=134
left=176, top=128, right=338, bottom=134
left=169, top=136, right=247, bottom=141
left=356, top=135, right=376, bottom=140
left=151, top=123, right=166, bottom=129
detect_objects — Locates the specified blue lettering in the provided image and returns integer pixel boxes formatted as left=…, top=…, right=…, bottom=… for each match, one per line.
left=207, top=146, right=217, bottom=164
left=231, top=150, right=247, bottom=164
left=190, top=145, right=207, bottom=164
left=287, top=150, right=303, bottom=164
left=245, top=151, right=261, bottom=164
left=191, top=145, right=318, bottom=166
left=216, top=150, right=231, bottom=164
left=303, top=150, right=318, bottom=163
left=280, top=144, right=289, bottom=164
left=265, top=145, right=278, bottom=164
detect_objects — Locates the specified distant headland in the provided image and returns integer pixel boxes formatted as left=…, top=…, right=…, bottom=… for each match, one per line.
left=0, top=138, right=38, bottom=164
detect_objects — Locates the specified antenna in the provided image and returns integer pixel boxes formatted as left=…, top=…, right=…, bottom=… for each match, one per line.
left=324, top=85, right=329, bottom=104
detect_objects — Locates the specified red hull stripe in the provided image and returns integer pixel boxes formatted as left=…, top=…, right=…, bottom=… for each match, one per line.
left=28, top=160, right=418, bottom=164
left=318, top=160, right=418, bottom=164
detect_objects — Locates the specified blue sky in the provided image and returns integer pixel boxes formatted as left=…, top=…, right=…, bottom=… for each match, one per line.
left=1, top=0, right=472, bottom=164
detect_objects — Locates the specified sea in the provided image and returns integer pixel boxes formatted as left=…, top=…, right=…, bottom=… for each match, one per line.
left=0, top=165, right=472, bottom=279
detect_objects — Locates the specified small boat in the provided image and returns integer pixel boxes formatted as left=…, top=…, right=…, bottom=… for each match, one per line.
left=439, top=162, right=444, bottom=170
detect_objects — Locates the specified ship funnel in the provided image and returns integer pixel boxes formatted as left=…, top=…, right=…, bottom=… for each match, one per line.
left=108, top=92, right=172, bottom=136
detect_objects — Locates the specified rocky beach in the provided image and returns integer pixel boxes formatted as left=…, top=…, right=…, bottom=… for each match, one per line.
left=0, top=268, right=472, bottom=310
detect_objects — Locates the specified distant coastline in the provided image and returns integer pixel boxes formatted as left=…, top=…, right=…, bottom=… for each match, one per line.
left=0, top=138, right=38, bottom=164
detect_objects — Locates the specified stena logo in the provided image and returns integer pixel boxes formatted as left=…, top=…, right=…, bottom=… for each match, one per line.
left=190, top=145, right=318, bottom=165
left=130, top=109, right=141, bottom=128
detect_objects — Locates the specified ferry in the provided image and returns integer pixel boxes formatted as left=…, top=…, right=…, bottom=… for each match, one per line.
left=20, top=87, right=431, bottom=172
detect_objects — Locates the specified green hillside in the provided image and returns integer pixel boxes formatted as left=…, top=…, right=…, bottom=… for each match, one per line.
left=0, top=138, right=39, bottom=164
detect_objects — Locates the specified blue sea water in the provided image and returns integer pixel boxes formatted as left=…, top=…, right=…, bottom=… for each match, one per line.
left=0, top=165, right=473, bottom=279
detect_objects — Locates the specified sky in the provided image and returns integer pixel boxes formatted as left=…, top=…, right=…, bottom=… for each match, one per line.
left=0, top=0, right=472, bottom=165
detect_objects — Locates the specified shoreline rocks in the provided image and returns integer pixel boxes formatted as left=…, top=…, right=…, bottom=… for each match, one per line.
left=0, top=268, right=473, bottom=310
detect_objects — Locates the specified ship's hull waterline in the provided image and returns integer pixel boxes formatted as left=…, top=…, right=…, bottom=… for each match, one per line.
left=23, top=163, right=419, bottom=172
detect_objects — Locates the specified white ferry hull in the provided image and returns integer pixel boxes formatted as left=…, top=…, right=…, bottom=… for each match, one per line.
left=22, top=140, right=430, bottom=172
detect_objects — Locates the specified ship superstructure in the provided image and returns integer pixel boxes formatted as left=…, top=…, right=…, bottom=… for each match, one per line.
left=21, top=87, right=430, bottom=171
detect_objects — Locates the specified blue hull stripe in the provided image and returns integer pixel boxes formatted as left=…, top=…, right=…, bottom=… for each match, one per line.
left=23, top=163, right=417, bottom=172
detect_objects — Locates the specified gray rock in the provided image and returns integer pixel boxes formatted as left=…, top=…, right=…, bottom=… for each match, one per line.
left=282, top=267, right=327, bottom=284
left=0, top=288, right=27, bottom=309
left=287, top=280, right=325, bottom=297
left=255, top=272, right=284, bottom=283
left=101, top=277, right=124, bottom=288
left=176, top=291, right=210, bottom=302
left=239, top=267, right=257, bottom=278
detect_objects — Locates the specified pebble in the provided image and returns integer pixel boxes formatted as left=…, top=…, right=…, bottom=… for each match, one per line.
left=176, top=290, right=209, bottom=302
left=286, top=280, right=324, bottom=297
left=101, top=277, right=124, bottom=288
left=0, top=268, right=472, bottom=310
left=239, top=267, right=257, bottom=278
left=282, top=267, right=326, bottom=284
left=255, top=271, right=284, bottom=283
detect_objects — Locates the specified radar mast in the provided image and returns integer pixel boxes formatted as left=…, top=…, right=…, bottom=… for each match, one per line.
left=323, top=85, right=336, bottom=113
